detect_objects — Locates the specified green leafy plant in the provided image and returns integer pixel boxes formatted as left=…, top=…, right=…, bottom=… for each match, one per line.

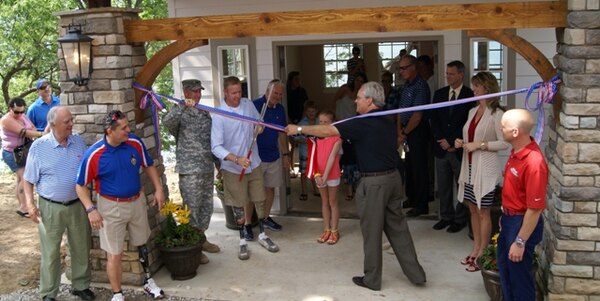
left=214, top=178, right=224, bottom=193
left=480, top=233, right=500, bottom=271
left=155, top=200, right=204, bottom=248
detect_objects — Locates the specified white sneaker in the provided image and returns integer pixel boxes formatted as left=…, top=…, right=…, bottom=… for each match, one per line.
left=111, top=292, right=124, bottom=301
left=143, top=277, right=165, bottom=299
left=238, top=239, right=250, bottom=260
left=258, top=232, right=279, bottom=253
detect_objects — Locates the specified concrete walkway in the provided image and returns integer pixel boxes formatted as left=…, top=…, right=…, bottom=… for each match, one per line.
left=146, top=213, right=488, bottom=301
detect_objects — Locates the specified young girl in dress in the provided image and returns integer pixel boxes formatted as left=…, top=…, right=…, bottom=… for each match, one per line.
left=313, top=111, right=343, bottom=244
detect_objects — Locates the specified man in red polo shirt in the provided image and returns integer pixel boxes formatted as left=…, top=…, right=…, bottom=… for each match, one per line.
left=498, top=109, right=548, bottom=301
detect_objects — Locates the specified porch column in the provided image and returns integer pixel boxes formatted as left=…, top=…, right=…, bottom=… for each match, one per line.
left=545, top=0, right=600, bottom=299
left=55, top=8, right=167, bottom=285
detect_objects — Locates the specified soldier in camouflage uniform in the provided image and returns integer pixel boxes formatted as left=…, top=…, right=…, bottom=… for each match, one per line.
left=163, top=79, right=219, bottom=264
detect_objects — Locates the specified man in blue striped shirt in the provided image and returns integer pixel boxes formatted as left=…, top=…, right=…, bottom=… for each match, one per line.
left=23, top=107, right=95, bottom=301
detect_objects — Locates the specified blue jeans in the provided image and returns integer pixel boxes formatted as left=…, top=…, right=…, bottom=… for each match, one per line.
left=497, top=214, right=543, bottom=301
left=2, top=149, right=18, bottom=172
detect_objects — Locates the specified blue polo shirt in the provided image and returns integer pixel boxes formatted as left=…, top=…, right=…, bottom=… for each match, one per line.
left=397, top=76, right=430, bottom=126
left=253, top=96, right=287, bottom=163
left=27, top=95, right=60, bottom=131
left=76, top=133, right=153, bottom=198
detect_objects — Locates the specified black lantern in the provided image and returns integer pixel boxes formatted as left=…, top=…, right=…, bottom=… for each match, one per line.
left=58, top=24, right=93, bottom=86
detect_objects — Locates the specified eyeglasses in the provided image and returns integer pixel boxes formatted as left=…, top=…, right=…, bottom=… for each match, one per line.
left=398, top=64, right=413, bottom=71
left=12, top=110, right=25, bottom=115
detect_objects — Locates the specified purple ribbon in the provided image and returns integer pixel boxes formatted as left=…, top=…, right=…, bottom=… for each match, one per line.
left=138, top=88, right=166, bottom=155
left=134, top=76, right=560, bottom=153
left=333, top=76, right=561, bottom=144
left=524, top=75, right=560, bottom=144
left=133, top=83, right=285, bottom=132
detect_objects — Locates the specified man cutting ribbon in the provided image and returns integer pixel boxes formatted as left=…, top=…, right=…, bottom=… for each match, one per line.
left=211, top=76, right=280, bottom=261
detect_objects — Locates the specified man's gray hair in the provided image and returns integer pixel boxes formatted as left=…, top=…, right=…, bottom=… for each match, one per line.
left=47, top=106, right=61, bottom=126
left=266, top=78, right=283, bottom=92
left=361, top=81, right=385, bottom=108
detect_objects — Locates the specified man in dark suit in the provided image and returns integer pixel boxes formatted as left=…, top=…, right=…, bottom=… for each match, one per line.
left=430, top=60, right=474, bottom=233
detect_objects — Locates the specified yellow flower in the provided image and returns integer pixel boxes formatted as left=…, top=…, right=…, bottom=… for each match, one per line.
left=172, top=204, right=192, bottom=225
left=160, top=200, right=178, bottom=215
left=491, top=233, right=499, bottom=245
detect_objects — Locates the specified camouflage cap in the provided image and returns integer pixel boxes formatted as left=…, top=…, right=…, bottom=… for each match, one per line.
left=182, top=79, right=204, bottom=91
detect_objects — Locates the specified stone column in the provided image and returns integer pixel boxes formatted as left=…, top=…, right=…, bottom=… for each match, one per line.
left=545, top=0, right=600, bottom=300
left=55, top=8, right=167, bottom=285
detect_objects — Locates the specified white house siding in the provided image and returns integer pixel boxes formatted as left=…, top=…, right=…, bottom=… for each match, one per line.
left=169, top=0, right=556, bottom=101
left=167, top=1, right=558, bottom=211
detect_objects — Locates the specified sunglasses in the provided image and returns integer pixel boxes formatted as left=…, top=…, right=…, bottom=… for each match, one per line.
left=12, top=110, right=25, bottom=115
left=398, top=64, right=413, bottom=71
left=38, top=85, right=50, bottom=90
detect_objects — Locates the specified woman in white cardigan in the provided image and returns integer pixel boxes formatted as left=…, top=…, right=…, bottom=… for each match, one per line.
left=454, top=72, right=509, bottom=272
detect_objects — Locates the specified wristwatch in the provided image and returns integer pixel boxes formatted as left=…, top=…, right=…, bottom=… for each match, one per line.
left=514, top=236, right=526, bottom=248
left=297, top=126, right=303, bottom=134
left=480, top=141, right=487, bottom=151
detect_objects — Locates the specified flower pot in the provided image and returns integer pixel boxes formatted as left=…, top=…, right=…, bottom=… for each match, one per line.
left=479, top=261, right=503, bottom=301
left=159, top=243, right=203, bottom=280
left=217, top=190, right=259, bottom=230
left=477, top=257, right=541, bottom=301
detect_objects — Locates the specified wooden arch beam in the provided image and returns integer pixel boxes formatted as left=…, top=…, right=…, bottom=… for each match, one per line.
left=134, top=39, right=208, bottom=122
left=467, top=29, right=561, bottom=121
left=124, top=1, right=566, bottom=43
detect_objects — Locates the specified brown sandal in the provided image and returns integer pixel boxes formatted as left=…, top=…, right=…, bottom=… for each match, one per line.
left=465, top=260, right=480, bottom=272
left=461, top=255, right=476, bottom=265
left=327, top=229, right=339, bottom=245
left=317, top=229, right=331, bottom=243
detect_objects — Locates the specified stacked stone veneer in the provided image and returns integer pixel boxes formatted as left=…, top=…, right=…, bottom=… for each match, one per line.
left=55, top=8, right=167, bottom=285
left=545, top=0, right=600, bottom=300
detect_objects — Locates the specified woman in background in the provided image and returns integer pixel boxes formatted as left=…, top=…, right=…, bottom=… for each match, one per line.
left=454, top=72, right=509, bottom=272
left=286, top=71, right=309, bottom=178
left=1, top=97, right=43, bottom=218
left=332, top=73, right=367, bottom=201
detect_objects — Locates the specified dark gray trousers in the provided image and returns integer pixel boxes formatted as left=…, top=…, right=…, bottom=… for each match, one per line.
left=435, top=153, right=467, bottom=224
left=355, top=171, right=426, bottom=289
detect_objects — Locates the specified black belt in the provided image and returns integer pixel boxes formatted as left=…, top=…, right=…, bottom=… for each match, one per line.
left=361, top=169, right=396, bottom=178
left=41, top=196, right=80, bottom=206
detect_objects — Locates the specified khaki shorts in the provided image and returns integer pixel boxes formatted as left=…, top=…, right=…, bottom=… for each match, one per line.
left=98, top=193, right=151, bottom=255
left=222, top=167, right=265, bottom=218
left=261, top=158, right=283, bottom=188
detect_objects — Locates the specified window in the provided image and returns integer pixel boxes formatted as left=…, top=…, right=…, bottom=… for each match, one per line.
left=323, top=44, right=356, bottom=88
left=471, top=39, right=505, bottom=90
left=378, top=41, right=413, bottom=71
left=218, top=45, right=251, bottom=98
left=379, top=42, right=417, bottom=86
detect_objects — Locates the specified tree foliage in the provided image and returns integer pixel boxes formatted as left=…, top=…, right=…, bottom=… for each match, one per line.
left=0, top=0, right=77, bottom=111
left=1, top=0, right=175, bottom=151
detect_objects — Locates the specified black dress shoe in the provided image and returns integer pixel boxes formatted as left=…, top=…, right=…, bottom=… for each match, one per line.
left=406, top=208, right=428, bottom=217
left=432, top=220, right=451, bottom=230
left=447, top=222, right=466, bottom=233
left=72, top=288, right=96, bottom=300
left=42, top=296, right=57, bottom=301
left=352, top=276, right=379, bottom=291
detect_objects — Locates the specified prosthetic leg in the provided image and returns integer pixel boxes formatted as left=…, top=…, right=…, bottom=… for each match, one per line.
left=233, top=206, right=250, bottom=260
left=138, top=245, right=165, bottom=299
